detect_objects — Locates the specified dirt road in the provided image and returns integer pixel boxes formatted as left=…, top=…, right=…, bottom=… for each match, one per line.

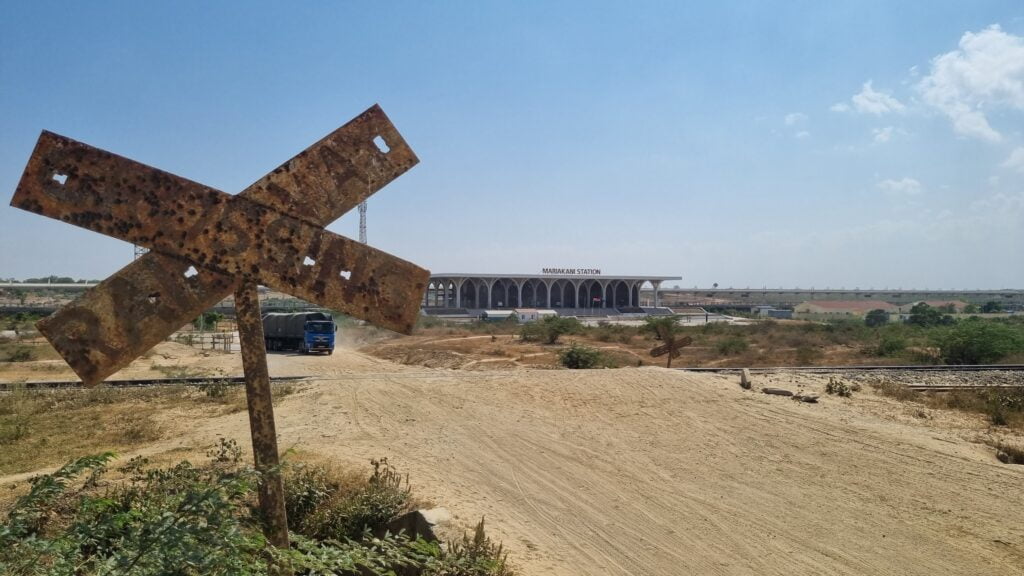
left=122, top=347, right=1024, bottom=575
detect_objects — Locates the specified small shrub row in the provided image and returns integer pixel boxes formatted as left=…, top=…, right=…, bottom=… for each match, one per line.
left=558, top=342, right=605, bottom=369
left=825, top=378, right=857, bottom=397
left=520, top=316, right=582, bottom=345
left=0, top=442, right=515, bottom=576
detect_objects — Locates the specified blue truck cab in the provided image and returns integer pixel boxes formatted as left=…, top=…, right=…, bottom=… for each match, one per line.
left=262, top=311, right=337, bottom=355
left=302, top=318, right=336, bottom=354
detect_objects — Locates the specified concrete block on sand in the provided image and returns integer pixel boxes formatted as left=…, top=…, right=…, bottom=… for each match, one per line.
left=740, top=368, right=753, bottom=389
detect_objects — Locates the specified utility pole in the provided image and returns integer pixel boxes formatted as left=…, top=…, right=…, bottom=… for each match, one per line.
left=358, top=201, right=367, bottom=244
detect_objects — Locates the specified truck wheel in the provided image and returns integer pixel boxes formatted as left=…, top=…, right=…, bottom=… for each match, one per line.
left=328, top=349, right=333, bottom=355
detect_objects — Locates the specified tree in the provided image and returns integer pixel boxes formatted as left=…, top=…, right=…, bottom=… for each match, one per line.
left=964, top=303, right=979, bottom=314
left=864, top=309, right=889, bottom=327
left=907, top=303, right=954, bottom=327
left=642, top=316, right=686, bottom=368
left=935, top=319, right=1024, bottom=364
left=520, top=315, right=581, bottom=344
left=981, top=301, right=1003, bottom=313
left=193, top=311, right=225, bottom=331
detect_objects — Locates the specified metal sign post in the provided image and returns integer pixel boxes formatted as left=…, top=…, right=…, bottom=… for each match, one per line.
left=10, top=105, right=429, bottom=547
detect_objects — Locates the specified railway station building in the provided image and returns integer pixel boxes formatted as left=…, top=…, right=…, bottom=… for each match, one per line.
left=422, top=272, right=681, bottom=311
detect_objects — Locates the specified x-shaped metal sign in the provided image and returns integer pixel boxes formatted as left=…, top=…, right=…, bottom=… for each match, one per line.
left=13, top=105, right=426, bottom=386
left=10, top=105, right=429, bottom=546
left=650, top=335, right=692, bottom=369
left=649, top=336, right=693, bottom=358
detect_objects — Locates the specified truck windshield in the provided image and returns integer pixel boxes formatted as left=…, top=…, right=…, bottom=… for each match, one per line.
left=306, top=322, right=334, bottom=334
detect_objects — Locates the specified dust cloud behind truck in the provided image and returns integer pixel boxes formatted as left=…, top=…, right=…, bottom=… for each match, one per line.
left=261, top=311, right=336, bottom=354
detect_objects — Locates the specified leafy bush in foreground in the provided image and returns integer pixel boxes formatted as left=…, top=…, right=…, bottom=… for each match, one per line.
left=284, top=457, right=411, bottom=541
left=0, top=444, right=514, bottom=576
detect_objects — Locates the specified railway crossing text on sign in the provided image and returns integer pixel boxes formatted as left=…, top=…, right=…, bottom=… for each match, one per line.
left=10, top=105, right=430, bottom=546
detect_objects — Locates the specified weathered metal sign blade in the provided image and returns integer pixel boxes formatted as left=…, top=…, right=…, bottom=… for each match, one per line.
left=13, top=131, right=428, bottom=327
left=12, top=106, right=425, bottom=385
left=649, top=336, right=693, bottom=358
left=36, top=253, right=239, bottom=386
left=243, top=105, right=418, bottom=226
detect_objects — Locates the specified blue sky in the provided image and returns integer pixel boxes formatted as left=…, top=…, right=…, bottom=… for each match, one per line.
left=2, top=1, right=1023, bottom=289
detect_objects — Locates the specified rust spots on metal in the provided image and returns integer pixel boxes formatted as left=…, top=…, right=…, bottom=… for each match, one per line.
left=12, top=105, right=427, bottom=386
left=233, top=282, right=289, bottom=548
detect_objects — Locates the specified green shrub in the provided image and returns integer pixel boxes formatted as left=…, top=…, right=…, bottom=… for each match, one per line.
left=198, top=379, right=231, bottom=398
left=716, top=336, right=748, bottom=355
left=284, top=457, right=411, bottom=541
left=440, top=518, right=515, bottom=576
left=590, top=321, right=636, bottom=344
left=0, top=446, right=514, bottom=576
left=520, top=316, right=581, bottom=345
left=825, top=377, right=853, bottom=397
left=559, top=343, right=603, bottom=369
left=934, top=319, right=1024, bottom=364
left=191, top=311, right=224, bottom=330
left=873, top=334, right=907, bottom=357
left=0, top=345, right=34, bottom=362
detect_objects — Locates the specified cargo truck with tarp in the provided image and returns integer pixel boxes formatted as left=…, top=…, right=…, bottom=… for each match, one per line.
left=261, top=311, right=336, bottom=354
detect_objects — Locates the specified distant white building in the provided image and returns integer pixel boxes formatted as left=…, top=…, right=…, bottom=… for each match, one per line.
left=514, top=308, right=557, bottom=322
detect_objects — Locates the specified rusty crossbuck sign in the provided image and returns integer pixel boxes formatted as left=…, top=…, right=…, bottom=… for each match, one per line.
left=10, top=105, right=429, bottom=547
left=650, top=335, right=693, bottom=363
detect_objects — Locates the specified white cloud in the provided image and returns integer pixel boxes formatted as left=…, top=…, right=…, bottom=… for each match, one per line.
left=784, top=112, right=807, bottom=126
left=1003, top=147, right=1024, bottom=173
left=829, top=102, right=850, bottom=113
left=917, top=25, right=1024, bottom=142
left=795, top=130, right=810, bottom=139
left=849, top=81, right=906, bottom=115
left=872, top=126, right=895, bottom=143
left=878, top=177, right=923, bottom=196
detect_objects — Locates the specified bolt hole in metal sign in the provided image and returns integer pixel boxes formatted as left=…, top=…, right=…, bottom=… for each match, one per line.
left=10, top=105, right=429, bottom=547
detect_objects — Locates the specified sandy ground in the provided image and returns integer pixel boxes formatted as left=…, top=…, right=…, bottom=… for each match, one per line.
left=10, top=344, right=1012, bottom=575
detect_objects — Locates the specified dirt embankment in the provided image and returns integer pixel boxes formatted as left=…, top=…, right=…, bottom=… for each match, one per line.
left=3, top=344, right=1023, bottom=575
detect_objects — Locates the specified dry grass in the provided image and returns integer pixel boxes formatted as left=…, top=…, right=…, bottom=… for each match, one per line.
left=392, top=319, right=929, bottom=369
left=0, top=339, right=62, bottom=363
left=0, top=381, right=301, bottom=475
left=871, top=381, right=919, bottom=402
left=872, top=381, right=1024, bottom=431
left=0, top=386, right=173, bottom=475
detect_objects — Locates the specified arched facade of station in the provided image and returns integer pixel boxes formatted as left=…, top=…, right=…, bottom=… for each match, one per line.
left=422, top=274, right=681, bottom=310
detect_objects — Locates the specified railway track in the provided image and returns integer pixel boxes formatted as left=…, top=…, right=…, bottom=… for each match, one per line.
left=0, top=375, right=308, bottom=391
left=676, top=364, right=1024, bottom=373
left=3, top=365, right=1021, bottom=392
left=676, top=364, right=1024, bottom=391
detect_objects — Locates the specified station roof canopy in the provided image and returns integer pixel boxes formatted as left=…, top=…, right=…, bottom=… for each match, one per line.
left=430, top=273, right=681, bottom=281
